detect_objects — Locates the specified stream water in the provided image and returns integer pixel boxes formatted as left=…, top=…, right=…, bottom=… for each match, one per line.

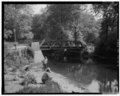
left=48, top=58, right=119, bottom=93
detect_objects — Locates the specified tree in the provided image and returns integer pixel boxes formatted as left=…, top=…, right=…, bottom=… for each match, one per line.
left=32, top=4, right=81, bottom=45
left=46, top=4, right=100, bottom=46
left=32, top=13, right=48, bottom=41
left=31, top=4, right=100, bottom=47
left=46, top=4, right=79, bottom=42
left=17, top=14, right=32, bottom=40
left=4, top=4, right=33, bottom=42
left=93, top=2, right=118, bottom=63
left=65, top=8, right=101, bottom=46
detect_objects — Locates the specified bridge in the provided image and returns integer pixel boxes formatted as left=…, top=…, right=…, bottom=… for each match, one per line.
left=39, top=40, right=86, bottom=50
left=38, top=40, right=86, bottom=62
left=10, top=40, right=88, bottom=62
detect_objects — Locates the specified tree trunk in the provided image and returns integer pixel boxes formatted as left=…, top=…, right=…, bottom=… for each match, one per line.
left=13, top=28, right=17, bottom=49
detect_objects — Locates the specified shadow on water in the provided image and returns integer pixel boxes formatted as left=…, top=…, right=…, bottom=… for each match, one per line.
left=48, top=57, right=119, bottom=93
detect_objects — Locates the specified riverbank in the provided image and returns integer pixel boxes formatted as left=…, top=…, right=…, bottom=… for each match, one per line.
left=4, top=61, right=87, bottom=93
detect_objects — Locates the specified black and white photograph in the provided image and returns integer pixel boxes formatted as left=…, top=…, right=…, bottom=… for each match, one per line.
left=2, top=1, right=119, bottom=94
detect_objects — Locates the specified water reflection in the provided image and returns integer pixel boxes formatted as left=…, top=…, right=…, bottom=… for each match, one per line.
left=68, top=58, right=97, bottom=84
left=99, top=79, right=118, bottom=93
left=48, top=58, right=118, bottom=93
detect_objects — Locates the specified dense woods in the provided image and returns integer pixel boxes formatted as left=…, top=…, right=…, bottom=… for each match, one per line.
left=4, top=3, right=118, bottom=63
left=93, top=2, right=118, bottom=63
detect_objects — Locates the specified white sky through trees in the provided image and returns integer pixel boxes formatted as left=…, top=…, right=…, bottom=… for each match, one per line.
left=31, top=4, right=47, bottom=14
left=31, top=4, right=102, bottom=20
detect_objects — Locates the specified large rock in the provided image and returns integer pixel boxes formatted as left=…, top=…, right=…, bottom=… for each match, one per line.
left=7, top=68, right=14, bottom=72
left=21, top=72, right=37, bottom=86
left=5, top=82, right=24, bottom=93
left=5, top=74, right=17, bottom=81
left=86, top=80, right=100, bottom=93
left=26, top=71, right=44, bottom=84
left=49, top=72, right=84, bottom=93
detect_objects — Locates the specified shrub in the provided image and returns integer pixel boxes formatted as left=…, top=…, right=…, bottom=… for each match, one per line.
left=4, top=46, right=34, bottom=72
left=21, top=47, right=34, bottom=61
left=20, top=73, right=37, bottom=86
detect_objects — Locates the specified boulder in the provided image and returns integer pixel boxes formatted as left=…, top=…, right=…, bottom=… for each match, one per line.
left=5, top=82, right=24, bottom=93
left=7, top=68, right=14, bottom=72
left=87, top=80, right=100, bottom=93
left=20, top=73, right=37, bottom=86
left=41, top=72, right=52, bottom=84
left=5, top=74, right=17, bottom=81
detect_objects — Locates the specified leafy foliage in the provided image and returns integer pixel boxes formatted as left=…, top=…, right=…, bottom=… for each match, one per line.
left=32, top=4, right=100, bottom=46
left=32, top=13, right=48, bottom=41
left=93, top=2, right=118, bottom=63
left=4, top=4, right=33, bottom=42
left=4, top=46, right=34, bottom=71
left=20, top=73, right=37, bottom=86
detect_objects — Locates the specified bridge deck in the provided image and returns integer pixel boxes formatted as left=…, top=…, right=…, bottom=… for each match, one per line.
left=40, top=46, right=83, bottom=50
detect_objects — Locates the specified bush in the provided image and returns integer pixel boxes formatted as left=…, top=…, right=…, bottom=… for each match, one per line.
left=4, top=50, right=21, bottom=68
left=21, top=47, right=34, bottom=62
left=20, top=73, right=37, bottom=86
left=4, top=46, right=34, bottom=72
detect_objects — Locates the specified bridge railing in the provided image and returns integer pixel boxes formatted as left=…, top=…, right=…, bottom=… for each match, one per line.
left=40, top=40, right=82, bottom=48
